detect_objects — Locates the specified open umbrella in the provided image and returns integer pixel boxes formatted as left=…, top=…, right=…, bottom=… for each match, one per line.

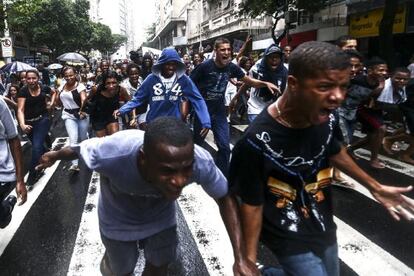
left=57, top=52, right=87, bottom=63
left=0, top=61, right=35, bottom=73
left=48, top=63, right=63, bottom=70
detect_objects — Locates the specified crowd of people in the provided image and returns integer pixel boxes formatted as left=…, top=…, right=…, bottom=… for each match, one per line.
left=1, top=35, right=414, bottom=276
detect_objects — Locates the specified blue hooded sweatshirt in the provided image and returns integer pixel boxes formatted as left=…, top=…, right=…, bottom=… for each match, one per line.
left=119, top=47, right=211, bottom=128
left=251, top=44, right=288, bottom=102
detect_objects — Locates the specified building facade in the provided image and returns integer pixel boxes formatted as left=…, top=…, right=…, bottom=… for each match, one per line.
left=150, top=0, right=273, bottom=53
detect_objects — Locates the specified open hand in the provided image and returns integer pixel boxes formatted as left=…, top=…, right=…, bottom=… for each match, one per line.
left=15, top=180, right=27, bottom=205
left=233, top=258, right=260, bottom=276
left=113, top=109, right=120, bottom=119
left=372, top=185, right=414, bottom=221
left=266, top=82, right=281, bottom=96
left=35, top=151, right=57, bottom=171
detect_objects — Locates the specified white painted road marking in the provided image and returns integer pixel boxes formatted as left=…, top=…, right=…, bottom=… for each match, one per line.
left=67, top=171, right=104, bottom=276
left=354, top=148, right=414, bottom=178
left=335, top=217, right=414, bottom=275
left=178, top=184, right=234, bottom=276
left=0, top=137, right=69, bottom=256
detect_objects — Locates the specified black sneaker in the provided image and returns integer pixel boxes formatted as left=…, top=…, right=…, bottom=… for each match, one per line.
left=100, top=252, right=115, bottom=276
left=26, top=170, right=45, bottom=190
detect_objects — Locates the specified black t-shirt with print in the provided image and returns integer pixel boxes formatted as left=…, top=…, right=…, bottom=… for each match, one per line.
left=229, top=109, right=341, bottom=257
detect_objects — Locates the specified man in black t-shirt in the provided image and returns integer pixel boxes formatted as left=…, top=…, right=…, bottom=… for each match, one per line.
left=191, top=37, right=279, bottom=176
left=229, top=41, right=414, bottom=276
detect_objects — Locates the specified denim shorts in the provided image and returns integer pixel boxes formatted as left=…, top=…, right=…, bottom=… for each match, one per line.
left=100, top=226, right=178, bottom=274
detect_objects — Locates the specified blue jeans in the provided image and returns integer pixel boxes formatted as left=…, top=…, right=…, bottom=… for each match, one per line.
left=63, top=113, right=89, bottom=165
left=194, top=113, right=230, bottom=176
left=27, top=116, right=50, bottom=173
left=263, top=243, right=339, bottom=276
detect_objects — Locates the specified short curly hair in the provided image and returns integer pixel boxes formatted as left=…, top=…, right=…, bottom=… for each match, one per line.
left=289, top=41, right=350, bottom=80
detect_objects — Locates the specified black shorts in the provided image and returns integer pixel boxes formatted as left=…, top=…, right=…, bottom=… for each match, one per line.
left=91, top=116, right=118, bottom=131
left=357, top=107, right=383, bottom=132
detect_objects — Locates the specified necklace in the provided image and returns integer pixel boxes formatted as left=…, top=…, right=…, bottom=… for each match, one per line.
left=275, top=97, right=292, bottom=128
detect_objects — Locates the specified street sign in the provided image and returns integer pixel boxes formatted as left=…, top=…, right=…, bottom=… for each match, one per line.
left=1, top=37, right=13, bottom=58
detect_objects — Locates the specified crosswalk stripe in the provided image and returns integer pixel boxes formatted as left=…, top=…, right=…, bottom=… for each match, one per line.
left=0, top=137, right=69, bottom=256
left=354, top=148, right=414, bottom=178
left=178, top=184, right=234, bottom=275
left=335, top=217, right=414, bottom=275
left=67, top=171, right=104, bottom=276
left=66, top=170, right=149, bottom=276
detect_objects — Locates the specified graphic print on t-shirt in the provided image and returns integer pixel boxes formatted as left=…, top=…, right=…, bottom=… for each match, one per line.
left=251, top=115, right=337, bottom=232
left=204, top=71, right=229, bottom=101
left=267, top=167, right=333, bottom=232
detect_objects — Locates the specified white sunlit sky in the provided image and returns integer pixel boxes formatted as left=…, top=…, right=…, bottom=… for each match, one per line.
left=133, top=1, right=156, bottom=47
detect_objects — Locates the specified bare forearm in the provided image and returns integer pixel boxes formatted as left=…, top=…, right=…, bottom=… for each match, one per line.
left=217, top=195, right=246, bottom=260
left=330, top=147, right=381, bottom=192
left=240, top=203, right=263, bottom=262
left=53, top=146, right=78, bottom=160
left=17, top=109, right=25, bottom=127
left=9, top=137, right=24, bottom=182
left=245, top=77, right=266, bottom=89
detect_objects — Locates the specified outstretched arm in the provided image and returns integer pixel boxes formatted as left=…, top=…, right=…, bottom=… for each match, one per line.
left=36, top=147, right=78, bottom=171
left=241, top=75, right=280, bottom=96
left=330, top=147, right=414, bottom=221
left=216, top=194, right=260, bottom=276
left=236, top=35, right=253, bottom=62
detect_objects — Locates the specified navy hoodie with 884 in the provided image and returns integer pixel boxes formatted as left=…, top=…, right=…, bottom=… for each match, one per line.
left=119, top=48, right=211, bottom=128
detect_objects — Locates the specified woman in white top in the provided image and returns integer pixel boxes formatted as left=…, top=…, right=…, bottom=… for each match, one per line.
left=59, top=66, right=89, bottom=171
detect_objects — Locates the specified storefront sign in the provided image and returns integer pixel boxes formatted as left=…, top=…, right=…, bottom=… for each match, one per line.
left=349, top=5, right=406, bottom=38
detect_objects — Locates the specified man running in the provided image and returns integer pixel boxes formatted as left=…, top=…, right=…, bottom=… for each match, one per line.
left=190, top=37, right=279, bottom=176
left=230, top=41, right=414, bottom=275
left=37, top=117, right=257, bottom=276
left=115, top=47, right=210, bottom=136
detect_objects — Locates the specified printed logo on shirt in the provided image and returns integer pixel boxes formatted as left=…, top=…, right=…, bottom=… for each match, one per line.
left=266, top=167, right=333, bottom=232
left=152, top=82, right=183, bottom=102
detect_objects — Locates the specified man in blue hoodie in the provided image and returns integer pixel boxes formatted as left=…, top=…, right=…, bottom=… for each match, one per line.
left=230, top=44, right=288, bottom=123
left=115, top=47, right=211, bottom=137
left=190, top=38, right=279, bottom=176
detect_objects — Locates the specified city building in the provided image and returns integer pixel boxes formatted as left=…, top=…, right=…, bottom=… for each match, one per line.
left=275, top=0, right=348, bottom=48
left=150, top=0, right=273, bottom=54
left=91, top=0, right=135, bottom=61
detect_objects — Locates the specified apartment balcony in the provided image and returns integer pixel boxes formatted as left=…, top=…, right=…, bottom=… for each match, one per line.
left=187, top=16, right=272, bottom=44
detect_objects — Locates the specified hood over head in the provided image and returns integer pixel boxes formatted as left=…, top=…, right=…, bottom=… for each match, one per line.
left=259, top=44, right=285, bottom=73
left=152, top=47, right=186, bottom=78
